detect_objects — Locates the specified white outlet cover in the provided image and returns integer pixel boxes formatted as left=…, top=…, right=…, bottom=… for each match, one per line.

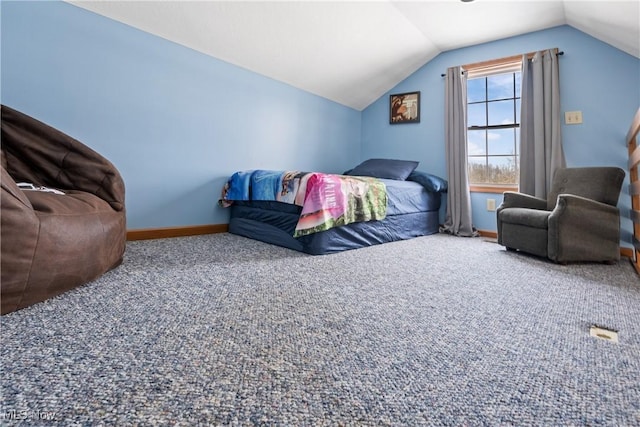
left=565, top=111, right=583, bottom=124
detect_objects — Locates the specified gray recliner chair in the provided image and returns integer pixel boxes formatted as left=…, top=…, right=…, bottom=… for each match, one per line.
left=497, top=167, right=626, bottom=264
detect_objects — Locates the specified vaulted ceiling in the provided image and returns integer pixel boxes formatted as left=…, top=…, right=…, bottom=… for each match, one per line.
left=68, top=1, right=640, bottom=111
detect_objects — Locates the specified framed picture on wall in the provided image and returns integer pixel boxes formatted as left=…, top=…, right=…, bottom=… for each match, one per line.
left=389, top=91, right=420, bottom=124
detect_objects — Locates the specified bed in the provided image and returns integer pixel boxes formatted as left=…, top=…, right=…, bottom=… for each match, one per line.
left=219, top=159, right=447, bottom=255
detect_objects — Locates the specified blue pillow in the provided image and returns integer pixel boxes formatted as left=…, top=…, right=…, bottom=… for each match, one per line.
left=407, top=170, right=448, bottom=192
left=346, top=158, right=419, bottom=181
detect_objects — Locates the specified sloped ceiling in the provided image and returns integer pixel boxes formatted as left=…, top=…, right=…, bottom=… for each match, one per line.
left=67, top=1, right=640, bottom=111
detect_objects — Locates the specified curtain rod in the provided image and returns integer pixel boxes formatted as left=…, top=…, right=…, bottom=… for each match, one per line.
left=440, top=50, right=564, bottom=77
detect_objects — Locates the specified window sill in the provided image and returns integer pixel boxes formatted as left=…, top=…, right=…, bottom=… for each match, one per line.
left=470, top=184, right=517, bottom=194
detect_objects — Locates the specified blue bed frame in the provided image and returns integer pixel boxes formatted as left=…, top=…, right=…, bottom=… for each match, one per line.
left=228, top=178, right=442, bottom=255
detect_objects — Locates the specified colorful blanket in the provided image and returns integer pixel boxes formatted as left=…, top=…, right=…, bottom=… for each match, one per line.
left=219, top=170, right=387, bottom=237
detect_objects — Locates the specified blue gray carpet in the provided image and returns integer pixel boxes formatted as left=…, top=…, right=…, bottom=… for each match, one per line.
left=1, top=233, right=639, bottom=425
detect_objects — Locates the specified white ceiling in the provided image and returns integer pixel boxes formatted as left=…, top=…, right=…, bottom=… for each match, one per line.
left=68, top=1, right=640, bottom=111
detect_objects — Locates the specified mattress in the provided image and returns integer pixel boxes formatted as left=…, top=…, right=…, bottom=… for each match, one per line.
left=228, top=178, right=441, bottom=254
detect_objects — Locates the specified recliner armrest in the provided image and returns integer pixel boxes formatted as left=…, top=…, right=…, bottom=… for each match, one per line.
left=496, top=191, right=548, bottom=247
left=499, top=191, right=547, bottom=210
left=548, top=194, right=620, bottom=262
left=551, top=194, right=619, bottom=217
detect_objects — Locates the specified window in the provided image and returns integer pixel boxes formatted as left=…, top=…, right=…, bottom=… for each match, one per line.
left=466, top=58, right=522, bottom=188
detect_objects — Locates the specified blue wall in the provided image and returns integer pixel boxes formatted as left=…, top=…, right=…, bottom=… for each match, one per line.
left=362, top=26, right=640, bottom=249
left=1, top=1, right=361, bottom=229
left=3, top=2, right=639, bottom=249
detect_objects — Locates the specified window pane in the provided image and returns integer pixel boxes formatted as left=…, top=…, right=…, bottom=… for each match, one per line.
left=469, top=157, right=518, bottom=185
left=468, top=157, right=488, bottom=184
left=488, top=129, right=517, bottom=155
left=515, top=99, right=521, bottom=125
left=515, top=129, right=520, bottom=155
left=487, top=73, right=513, bottom=101
left=515, top=72, right=521, bottom=98
left=468, top=130, right=486, bottom=155
left=467, top=78, right=486, bottom=103
left=487, top=156, right=519, bottom=184
left=488, top=100, right=515, bottom=125
left=468, top=103, right=486, bottom=127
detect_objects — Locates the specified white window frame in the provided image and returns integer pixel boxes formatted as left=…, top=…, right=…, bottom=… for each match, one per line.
left=464, top=57, right=522, bottom=193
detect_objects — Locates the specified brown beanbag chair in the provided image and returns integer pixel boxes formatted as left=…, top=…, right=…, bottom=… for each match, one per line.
left=1, top=105, right=126, bottom=314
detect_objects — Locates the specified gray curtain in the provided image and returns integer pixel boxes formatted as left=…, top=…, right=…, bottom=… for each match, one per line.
left=441, top=66, right=478, bottom=237
left=519, top=49, right=565, bottom=198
